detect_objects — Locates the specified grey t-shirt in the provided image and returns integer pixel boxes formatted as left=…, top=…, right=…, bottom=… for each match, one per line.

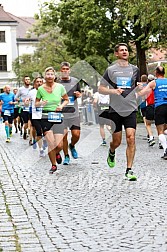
left=59, top=77, right=81, bottom=119
left=15, top=86, right=32, bottom=101
left=100, top=63, right=140, bottom=115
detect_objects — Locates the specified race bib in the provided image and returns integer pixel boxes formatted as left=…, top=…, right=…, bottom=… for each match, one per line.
left=100, top=106, right=109, bottom=111
left=117, top=77, right=131, bottom=89
left=48, top=112, right=62, bottom=122
left=68, top=96, right=75, bottom=105
left=32, top=107, right=42, bottom=119
left=4, top=110, right=11, bottom=116
left=36, top=107, right=43, bottom=112
left=23, top=106, right=29, bottom=112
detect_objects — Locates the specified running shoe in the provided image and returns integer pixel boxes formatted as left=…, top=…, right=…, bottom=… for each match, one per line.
left=39, top=150, right=45, bottom=157
left=33, top=140, right=37, bottom=149
left=29, top=139, right=33, bottom=146
left=101, top=140, right=107, bottom=146
left=43, top=139, right=48, bottom=150
left=149, top=138, right=155, bottom=147
left=9, top=131, right=12, bottom=137
left=56, top=153, right=62, bottom=164
left=107, top=150, right=115, bottom=168
left=63, top=155, right=70, bottom=165
left=49, top=165, right=57, bottom=174
left=159, top=143, right=163, bottom=149
left=125, top=170, right=137, bottom=181
left=6, top=138, right=10, bottom=143
left=162, top=149, right=167, bottom=160
left=69, top=144, right=78, bottom=159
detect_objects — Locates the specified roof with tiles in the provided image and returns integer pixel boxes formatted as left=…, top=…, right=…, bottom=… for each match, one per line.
left=0, top=4, right=17, bottom=22
left=0, top=4, right=38, bottom=40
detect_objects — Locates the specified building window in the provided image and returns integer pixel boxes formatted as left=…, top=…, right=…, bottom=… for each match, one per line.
left=0, top=55, right=7, bottom=71
left=0, top=31, right=5, bottom=42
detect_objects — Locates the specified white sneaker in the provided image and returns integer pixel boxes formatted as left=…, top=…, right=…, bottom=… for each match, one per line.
left=39, top=150, right=45, bottom=157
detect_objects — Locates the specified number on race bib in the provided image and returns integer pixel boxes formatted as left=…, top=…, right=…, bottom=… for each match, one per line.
left=48, top=112, right=62, bottom=122
left=68, top=96, right=75, bottom=105
left=36, top=107, right=42, bottom=112
left=117, top=77, right=131, bottom=88
left=23, top=106, right=30, bottom=112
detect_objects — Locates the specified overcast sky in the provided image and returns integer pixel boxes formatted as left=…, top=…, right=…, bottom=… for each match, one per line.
left=1, top=0, right=47, bottom=17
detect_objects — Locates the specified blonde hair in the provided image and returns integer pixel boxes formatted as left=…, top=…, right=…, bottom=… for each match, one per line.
left=44, top=66, right=56, bottom=75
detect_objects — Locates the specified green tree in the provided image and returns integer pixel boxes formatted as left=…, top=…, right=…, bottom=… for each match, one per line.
left=114, top=0, right=167, bottom=74
left=36, top=0, right=167, bottom=75
left=12, top=54, right=39, bottom=85
left=12, top=28, right=79, bottom=82
left=37, top=0, right=120, bottom=62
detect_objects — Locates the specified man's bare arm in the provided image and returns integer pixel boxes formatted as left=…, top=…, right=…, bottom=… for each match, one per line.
left=98, top=84, right=124, bottom=96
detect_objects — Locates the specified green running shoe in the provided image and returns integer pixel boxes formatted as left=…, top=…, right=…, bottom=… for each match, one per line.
left=125, top=170, right=137, bottom=181
left=107, top=150, right=115, bottom=168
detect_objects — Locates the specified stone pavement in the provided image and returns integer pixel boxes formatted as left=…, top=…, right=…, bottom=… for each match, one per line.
left=0, top=122, right=167, bottom=252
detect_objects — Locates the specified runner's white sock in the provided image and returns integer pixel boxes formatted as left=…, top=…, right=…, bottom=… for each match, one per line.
left=164, top=129, right=167, bottom=135
left=159, top=134, right=167, bottom=152
left=149, top=135, right=153, bottom=140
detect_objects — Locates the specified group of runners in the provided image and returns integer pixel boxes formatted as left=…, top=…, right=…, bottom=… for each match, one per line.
left=0, top=43, right=167, bottom=180
left=0, top=62, right=81, bottom=174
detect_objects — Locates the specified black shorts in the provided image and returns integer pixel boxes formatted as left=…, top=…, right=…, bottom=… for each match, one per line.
left=108, top=111, right=137, bottom=133
left=155, top=104, right=167, bottom=125
left=1, top=112, right=14, bottom=124
left=31, top=118, right=43, bottom=136
left=40, top=119, right=64, bottom=134
left=14, top=107, right=19, bottom=119
left=98, top=109, right=111, bottom=126
left=145, top=105, right=154, bottom=121
left=63, top=116, right=80, bottom=130
left=20, top=110, right=30, bottom=124
left=140, top=107, right=146, bottom=118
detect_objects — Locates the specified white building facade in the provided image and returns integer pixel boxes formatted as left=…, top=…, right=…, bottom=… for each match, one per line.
left=0, top=4, right=38, bottom=89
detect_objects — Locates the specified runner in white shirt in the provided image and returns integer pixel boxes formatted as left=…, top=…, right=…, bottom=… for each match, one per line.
left=93, top=91, right=111, bottom=146
left=26, top=77, right=46, bottom=157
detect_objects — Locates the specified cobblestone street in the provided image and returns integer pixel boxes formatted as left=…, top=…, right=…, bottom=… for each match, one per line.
left=0, top=122, right=167, bottom=252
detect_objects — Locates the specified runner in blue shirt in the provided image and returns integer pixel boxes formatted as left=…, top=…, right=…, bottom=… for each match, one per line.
left=138, top=66, right=167, bottom=159
left=0, top=85, right=17, bottom=142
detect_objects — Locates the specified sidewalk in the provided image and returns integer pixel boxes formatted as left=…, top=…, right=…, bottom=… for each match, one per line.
left=0, top=122, right=167, bottom=251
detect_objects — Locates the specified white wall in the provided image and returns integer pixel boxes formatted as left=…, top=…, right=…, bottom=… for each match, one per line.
left=0, top=24, right=18, bottom=87
left=0, top=23, right=38, bottom=88
left=18, top=41, right=38, bottom=56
